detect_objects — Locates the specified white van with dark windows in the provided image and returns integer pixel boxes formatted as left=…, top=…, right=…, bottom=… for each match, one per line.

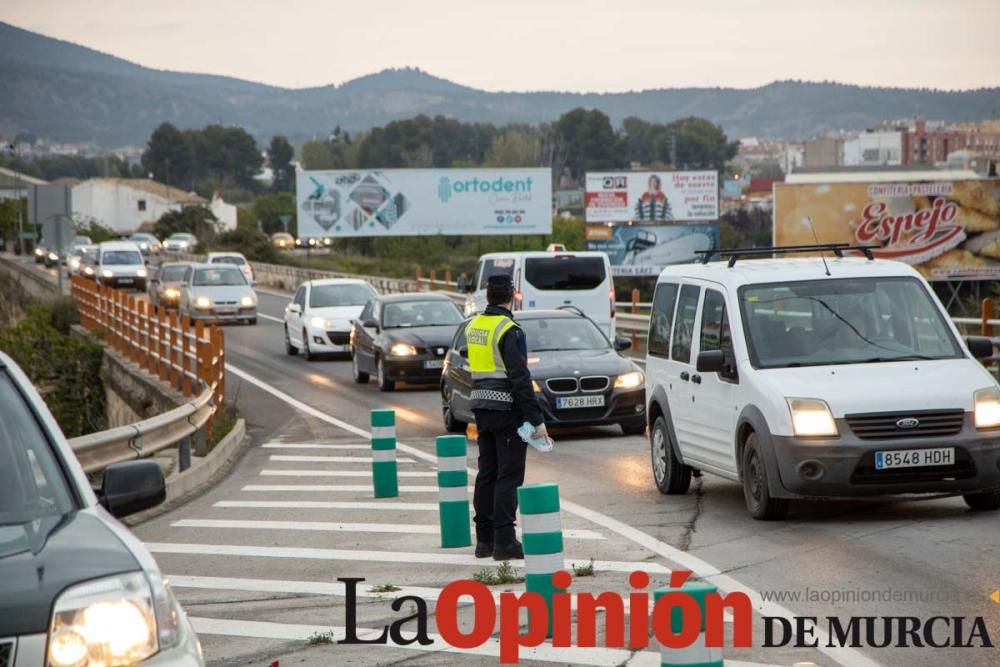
left=463, top=251, right=616, bottom=338
left=645, top=245, right=1000, bottom=519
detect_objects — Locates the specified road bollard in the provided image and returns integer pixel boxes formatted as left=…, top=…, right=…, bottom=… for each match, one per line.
left=370, top=409, right=398, bottom=498
left=518, top=483, right=564, bottom=637
left=655, top=581, right=722, bottom=667
left=436, top=435, right=471, bottom=548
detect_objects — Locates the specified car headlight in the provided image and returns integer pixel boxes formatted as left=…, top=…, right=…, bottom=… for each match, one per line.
left=48, top=252, right=59, bottom=261
left=163, top=287, right=180, bottom=299
left=787, top=398, right=838, bottom=437
left=136, top=268, right=147, bottom=278
left=194, top=296, right=212, bottom=309
left=974, top=387, right=1000, bottom=429
left=47, top=571, right=180, bottom=667
left=35, top=247, right=44, bottom=256
left=241, top=295, right=256, bottom=307
left=178, top=241, right=188, bottom=248
left=139, top=243, right=148, bottom=250
left=614, top=370, right=644, bottom=389
left=70, top=258, right=81, bottom=269
left=532, top=380, right=543, bottom=393
left=101, top=269, right=114, bottom=278
left=390, top=343, right=417, bottom=356
left=310, top=316, right=332, bottom=329
left=84, top=266, right=94, bottom=275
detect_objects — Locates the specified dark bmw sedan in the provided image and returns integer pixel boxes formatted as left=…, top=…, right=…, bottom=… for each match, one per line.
left=350, top=293, right=465, bottom=391
left=0, top=352, right=203, bottom=667
left=441, top=309, right=647, bottom=435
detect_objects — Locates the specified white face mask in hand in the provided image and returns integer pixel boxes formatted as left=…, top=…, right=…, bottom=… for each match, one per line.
left=518, top=422, right=554, bottom=452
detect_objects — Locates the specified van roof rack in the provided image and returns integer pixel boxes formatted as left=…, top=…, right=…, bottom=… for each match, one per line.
left=695, top=243, right=880, bottom=267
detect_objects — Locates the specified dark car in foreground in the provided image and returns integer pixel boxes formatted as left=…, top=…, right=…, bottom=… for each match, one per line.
left=350, top=293, right=465, bottom=391
left=0, top=352, right=203, bottom=667
left=441, top=308, right=647, bottom=435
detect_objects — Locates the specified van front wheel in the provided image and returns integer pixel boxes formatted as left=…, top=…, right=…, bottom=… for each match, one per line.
left=742, top=433, right=788, bottom=520
left=651, top=416, right=691, bottom=495
left=963, top=491, right=1000, bottom=511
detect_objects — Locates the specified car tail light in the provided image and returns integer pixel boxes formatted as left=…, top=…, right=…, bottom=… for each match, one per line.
left=609, top=288, right=616, bottom=318
left=513, top=291, right=523, bottom=310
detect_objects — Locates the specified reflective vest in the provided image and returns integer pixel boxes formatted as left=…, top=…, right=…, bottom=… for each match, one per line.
left=466, top=313, right=519, bottom=409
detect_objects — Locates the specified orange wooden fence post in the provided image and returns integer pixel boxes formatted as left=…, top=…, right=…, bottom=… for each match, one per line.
left=168, top=310, right=179, bottom=390
left=631, top=288, right=640, bottom=314
left=180, top=315, right=192, bottom=396
left=158, top=307, right=169, bottom=383
left=430, top=269, right=437, bottom=291
left=445, top=269, right=452, bottom=286
left=982, top=298, right=994, bottom=337
left=415, top=266, right=423, bottom=292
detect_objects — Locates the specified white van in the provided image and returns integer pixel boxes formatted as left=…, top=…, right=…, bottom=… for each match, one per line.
left=645, top=247, right=1000, bottom=519
left=95, top=241, right=147, bottom=290
left=463, top=251, right=616, bottom=338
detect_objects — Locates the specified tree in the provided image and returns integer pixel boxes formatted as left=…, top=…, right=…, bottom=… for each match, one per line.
left=484, top=129, right=541, bottom=167
left=153, top=207, right=221, bottom=245
left=553, top=108, right=624, bottom=181
left=141, top=122, right=194, bottom=188
left=657, top=117, right=739, bottom=171
left=253, top=192, right=296, bottom=236
left=268, top=135, right=294, bottom=192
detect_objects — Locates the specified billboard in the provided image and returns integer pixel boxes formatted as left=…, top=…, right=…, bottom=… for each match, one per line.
left=586, top=224, right=719, bottom=276
left=296, top=168, right=552, bottom=238
left=585, top=171, right=718, bottom=223
left=774, top=180, right=1000, bottom=281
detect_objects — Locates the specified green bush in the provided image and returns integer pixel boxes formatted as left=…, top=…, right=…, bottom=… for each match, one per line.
left=153, top=208, right=222, bottom=247
left=212, top=226, right=279, bottom=263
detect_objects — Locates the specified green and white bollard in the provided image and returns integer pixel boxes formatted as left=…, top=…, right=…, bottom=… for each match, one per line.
left=370, top=409, right=398, bottom=498
left=518, top=483, right=564, bottom=637
left=655, top=581, right=723, bottom=667
left=435, top=435, right=471, bottom=548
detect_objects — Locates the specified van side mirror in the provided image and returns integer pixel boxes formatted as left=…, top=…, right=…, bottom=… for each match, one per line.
left=99, top=460, right=165, bottom=518
left=613, top=336, right=632, bottom=352
left=696, top=350, right=727, bottom=374
left=966, top=336, right=994, bottom=360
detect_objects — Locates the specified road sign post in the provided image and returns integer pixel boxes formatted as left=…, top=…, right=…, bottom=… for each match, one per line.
left=370, top=409, right=398, bottom=498
left=518, top=483, right=564, bottom=637
left=435, top=435, right=471, bottom=548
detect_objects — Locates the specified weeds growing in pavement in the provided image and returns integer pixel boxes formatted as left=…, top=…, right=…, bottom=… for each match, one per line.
left=307, top=630, right=336, bottom=645
left=572, top=558, right=595, bottom=577
left=369, top=584, right=402, bottom=594
left=473, top=561, right=524, bottom=585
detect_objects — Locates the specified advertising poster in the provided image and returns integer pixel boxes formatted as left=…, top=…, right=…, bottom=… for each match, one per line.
left=296, top=168, right=552, bottom=238
left=585, top=171, right=719, bottom=223
left=774, top=180, right=1000, bottom=280
left=586, top=224, right=719, bottom=276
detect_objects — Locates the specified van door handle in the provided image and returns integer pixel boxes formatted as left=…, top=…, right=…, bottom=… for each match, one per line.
left=679, top=372, right=690, bottom=382
left=691, top=374, right=702, bottom=384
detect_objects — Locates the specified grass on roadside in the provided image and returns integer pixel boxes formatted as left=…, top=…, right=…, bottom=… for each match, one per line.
left=207, top=402, right=239, bottom=451
left=473, top=561, right=524, bottom=586
left=572, top=558, right=595, bottom=578
left=369, top=584, right=402, bottom=594
left=307, top=629, right=337, bottom=645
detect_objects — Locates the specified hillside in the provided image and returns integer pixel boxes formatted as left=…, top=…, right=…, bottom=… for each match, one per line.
left=2, top=21, right=999, bottom=147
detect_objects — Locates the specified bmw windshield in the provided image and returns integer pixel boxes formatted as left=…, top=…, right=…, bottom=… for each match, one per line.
left=520, top=318, right=610, bottom=352
left=740, top=277, right=962, bottom=369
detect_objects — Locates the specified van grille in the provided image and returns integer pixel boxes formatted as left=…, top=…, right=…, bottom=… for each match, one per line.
left=845, top=410, right=965, bottom=440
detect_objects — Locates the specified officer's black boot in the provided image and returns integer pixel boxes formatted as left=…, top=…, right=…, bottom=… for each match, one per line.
left=492, top=538, right=523, bottom=561
left=475, top=541, right=494, bottom=558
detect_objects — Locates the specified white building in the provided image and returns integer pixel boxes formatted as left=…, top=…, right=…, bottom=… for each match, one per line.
left=780, top=145, right=804, bottom=174
left=209, top=192, right=237, bottom=230
left=71, top=178, right=209, bottom=233
left=842, top=131, right=903, bottom=167
left=0, top=166, right=46, bottom=200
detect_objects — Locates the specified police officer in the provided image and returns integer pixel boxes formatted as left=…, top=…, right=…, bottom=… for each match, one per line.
left=467, top=274, right=547, bottom=560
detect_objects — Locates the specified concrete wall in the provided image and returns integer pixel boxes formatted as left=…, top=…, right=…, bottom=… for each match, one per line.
left=99, top=342, right=185, bottom=428
left=0, top=252, right=67, bottom=300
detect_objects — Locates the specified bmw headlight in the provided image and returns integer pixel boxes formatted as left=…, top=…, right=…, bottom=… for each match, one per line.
left=614, top=370, right=644, bottom=390
left=194, top=296, right=212, bottom=309
left=310, top=316, right=333, bottom=329
left=47, top=571, right=180, bottom=667
left=532, top=380, right=543, bottom=393
left=787, top=398, right=838, bottom=437
left=241, top=295, right=257, bottom=307
left=390, top=343, right=417, bottom=357
left=974, top=387, right=1000, bottom=429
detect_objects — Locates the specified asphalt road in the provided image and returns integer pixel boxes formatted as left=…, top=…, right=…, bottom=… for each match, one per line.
left=8, top=254, right=1000, bottom=666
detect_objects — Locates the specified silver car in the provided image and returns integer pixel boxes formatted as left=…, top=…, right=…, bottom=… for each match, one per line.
left=179, top=263, right=257, bottom=324
left=163, top=233, right=197, bottom=253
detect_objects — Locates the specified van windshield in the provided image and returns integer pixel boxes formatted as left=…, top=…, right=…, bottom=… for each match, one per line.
left=524, top=256, right=606, bottom=290
left=102, top=250, right=143, bottom=266
left=740, top=277, right=962, bottom=369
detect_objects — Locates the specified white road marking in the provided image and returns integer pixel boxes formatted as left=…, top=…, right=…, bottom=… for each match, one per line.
left=261, top=469, right=437, bottom=478
left=263, top=443, right=373, bottom=450
left=268, top=454, right=416, bottom=463
left=145, top=542, right=667, bottom=573
left=257, top=313, right=284, bottom=323
left=253, top=286, right=293, bottom=298
left=171, top=518, right=604, bottom=540
left=243, top=484, right=471, bottom=493
left=224, top=364, right=876, bottom=667
left=215, top=500, right=440, bottom=511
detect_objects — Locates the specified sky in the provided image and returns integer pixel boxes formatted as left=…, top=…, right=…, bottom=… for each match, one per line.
left=3, top=0, right=1000, bottom=92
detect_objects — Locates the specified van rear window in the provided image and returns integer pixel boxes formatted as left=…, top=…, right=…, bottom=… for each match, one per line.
left=524, top=257, right=606, bottom=291
left=478, top=259, right=515, bottom=289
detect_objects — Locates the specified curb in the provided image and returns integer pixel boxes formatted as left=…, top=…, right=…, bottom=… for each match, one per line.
left=165, top=418, right=247, bottom=503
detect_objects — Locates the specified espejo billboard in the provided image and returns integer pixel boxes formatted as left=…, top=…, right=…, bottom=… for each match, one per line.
left=774, top=180, right=1000, bottom=280
left=296, top=168, right=552, bottom=237
left=586, top=224, right=719, bottom=276
left=585, top=171, right=718, bottom=223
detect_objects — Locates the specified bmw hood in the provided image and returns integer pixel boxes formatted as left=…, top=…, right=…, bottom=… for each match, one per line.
left=755, top=358, right=995, bottom=416
left=384, top=325, right=459, bottom=350
left=528, top=348, right=637, bottom=379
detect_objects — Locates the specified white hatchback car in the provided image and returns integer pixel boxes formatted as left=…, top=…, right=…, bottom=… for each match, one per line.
left=645, top=248, right=1000, bottom=519
left=284, top=279, right=378, bottom=360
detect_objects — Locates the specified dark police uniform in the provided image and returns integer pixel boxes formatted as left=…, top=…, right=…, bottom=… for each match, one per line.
left=467, top=299, right=544, bottom=556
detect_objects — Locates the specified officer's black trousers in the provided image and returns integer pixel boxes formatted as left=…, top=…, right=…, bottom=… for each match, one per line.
left=472, top=409, right=527, bottom=545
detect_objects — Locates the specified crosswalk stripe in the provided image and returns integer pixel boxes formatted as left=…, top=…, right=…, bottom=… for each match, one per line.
left=243, top=484, right=471, bottom=493
left=189, top=616, right=650, bottom=666
left=263, top=443, right=372, bottom=449
left=268, top=454, right=416, bottom=463
left=215, top=500, right=440, bottom=511
left=260, top=469, right=437, bottom=478
left=170, top=518, right=605, bottom=540
left=145, top=542, right=668, bottom=573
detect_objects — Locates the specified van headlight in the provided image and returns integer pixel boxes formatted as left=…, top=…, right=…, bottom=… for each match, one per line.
left=136, top=268, right=147, bottom=278
left=241, top=295, right=257, bottom=307
left=48, top=571, right=180, bottom=667
left=974, top=387, right=1000, bottom=429
left=194, top=296, right=212, bottom=309
left=614, top=371, right=644, bottom=390
left=787, top=398, right=838, bottom=437
left=390, top=343, right=417, bottom=356
left=101, top=269, right=114, bottom=278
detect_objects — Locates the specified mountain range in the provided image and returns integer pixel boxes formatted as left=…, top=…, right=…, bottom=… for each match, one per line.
left=2, top=21, right=999, bottom=148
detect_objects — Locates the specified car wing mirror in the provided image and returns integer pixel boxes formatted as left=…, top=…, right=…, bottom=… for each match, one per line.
left=363, top=318, right=380, bottom=332
left=459, top=347, right=469, bottom=358
left=613, top=336, right=632, bottom=352
left=99, top=460, right=165, bottom=518
left=287, top=303, right=302, bottom=315
left=966, top=336, right=994, bottom=360
left=696, top=349, right=726, bottom=374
